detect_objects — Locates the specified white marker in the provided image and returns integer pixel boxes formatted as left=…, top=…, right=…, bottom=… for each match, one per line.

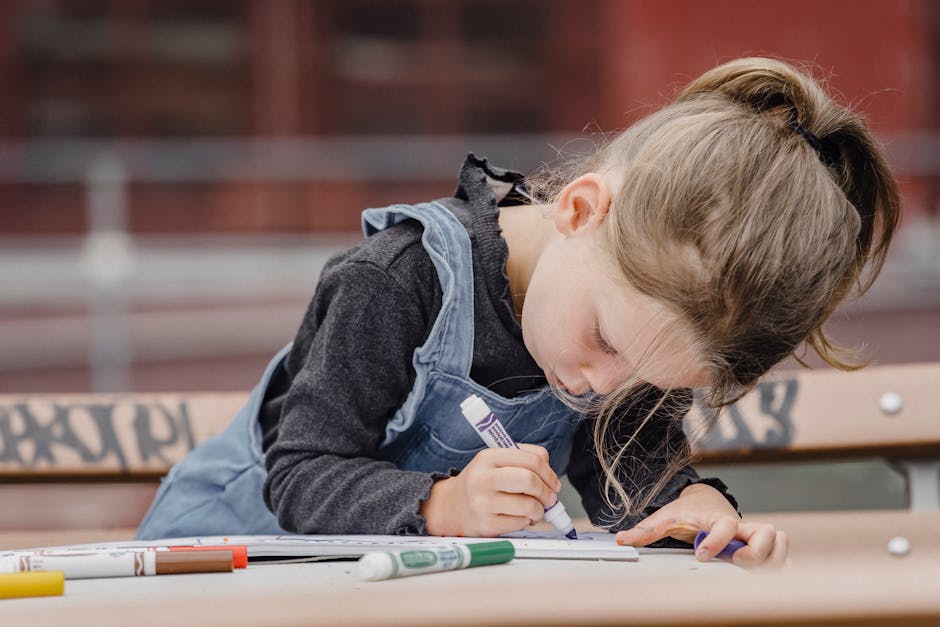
left=358, top=541, right=514, bottom=581
left=0, top=549, right=233, bottom=579
left=460, top=394, right=578, bottom=539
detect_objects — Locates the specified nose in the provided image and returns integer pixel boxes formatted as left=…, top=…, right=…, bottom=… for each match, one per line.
left=580, top=364, right=621, bottom=395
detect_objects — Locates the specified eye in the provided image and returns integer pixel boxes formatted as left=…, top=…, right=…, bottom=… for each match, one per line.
left=591, top=324, right=618, bottom=357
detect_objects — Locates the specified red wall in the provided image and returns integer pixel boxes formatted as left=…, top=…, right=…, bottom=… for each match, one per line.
left=599, top=0, right=935, bottom=130
left=596, top=0, right=937, bottom=215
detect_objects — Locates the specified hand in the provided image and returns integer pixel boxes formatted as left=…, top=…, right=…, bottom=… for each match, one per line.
left=613, top=482, right=789, bottom=568
left=420, top=444, right=562, bottom=537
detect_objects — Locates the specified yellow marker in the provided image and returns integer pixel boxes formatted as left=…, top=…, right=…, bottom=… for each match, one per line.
left=0, top=571, right=65, bottom=599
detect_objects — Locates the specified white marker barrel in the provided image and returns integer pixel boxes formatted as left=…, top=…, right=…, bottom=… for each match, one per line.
left=460, top=394, right=578, bottom=540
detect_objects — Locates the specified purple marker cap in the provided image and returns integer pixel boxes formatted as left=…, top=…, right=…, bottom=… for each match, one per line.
left=693, top=530, right=746, bottom=561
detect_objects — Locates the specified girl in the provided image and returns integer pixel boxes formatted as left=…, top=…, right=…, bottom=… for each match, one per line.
left=137, top=58, right=899, bottom=569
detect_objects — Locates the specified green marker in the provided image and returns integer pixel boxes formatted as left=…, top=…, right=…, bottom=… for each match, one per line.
left=357, top=541, right=514, bottom=581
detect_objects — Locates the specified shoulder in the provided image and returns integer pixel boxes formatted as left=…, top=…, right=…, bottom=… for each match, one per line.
left=346, top=218, right=428, bottom=271
left=317, top=218, right=440, bottom=314
left=284, top=219, right=442, bottom=377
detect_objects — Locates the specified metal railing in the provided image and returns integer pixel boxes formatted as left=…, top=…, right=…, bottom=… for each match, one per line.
left=0, top=133, right=938, bottom=391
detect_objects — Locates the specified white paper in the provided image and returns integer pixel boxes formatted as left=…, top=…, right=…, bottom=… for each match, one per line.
left=22, top=531, right=638, bottom=562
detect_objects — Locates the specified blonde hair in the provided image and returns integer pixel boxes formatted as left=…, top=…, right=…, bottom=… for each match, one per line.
left=537, top=58, right=900, bottom=522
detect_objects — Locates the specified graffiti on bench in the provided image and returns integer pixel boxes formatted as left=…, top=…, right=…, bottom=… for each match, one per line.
left=0, top=399, right=205, bottom=474
left=0, top=378, right=800, bottom=472
left=688, top=377, right=799, bottom=452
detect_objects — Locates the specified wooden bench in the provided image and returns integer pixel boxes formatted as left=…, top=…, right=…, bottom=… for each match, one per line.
left=0, top=362, right=937, bottom=533
left=685, top=362, right=940, bottom=511
left=0, top=393, right=245, bottom=531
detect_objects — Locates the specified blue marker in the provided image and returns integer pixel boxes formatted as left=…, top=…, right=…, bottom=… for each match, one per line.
left=693, top=530, right=746, bottom=561
left=460, top=394, right=578, bottom=540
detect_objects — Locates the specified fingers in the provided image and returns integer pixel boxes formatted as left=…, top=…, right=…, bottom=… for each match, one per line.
left=462, top=491, right=547, bottom=537
left=488, top=466, right=558, bottom=509
left=731, top=526, right=789, bottom=569
left=615, top=511, right=699, bottom=548
left=693, top=515, right=740, bottom=561
left=484, top=514, right=538, bottom=537
left=616, top=522, right=664, bottom=548
left=768, top=528, right=789, bottom=565
left=765, top=530, right=790, bottom=568
left=695, top=520, right=790, bottom=569
left=483, top=492, right=547, bottom=525
left=476, top=445, right=561, bottom=495
left=424, top=475, right=537, bottom=538
left=515, top=444, right=562, bottom=492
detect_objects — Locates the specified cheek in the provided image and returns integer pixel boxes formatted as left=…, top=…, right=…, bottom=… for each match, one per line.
left=520, top=295, right=566, bottom=366
left=520, top=303, right=553, bottom=359
left=526, top=317, right=589, bottom=370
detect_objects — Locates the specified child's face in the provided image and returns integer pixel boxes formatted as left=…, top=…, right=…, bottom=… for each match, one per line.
left=520, top=230, right=710, bottom=395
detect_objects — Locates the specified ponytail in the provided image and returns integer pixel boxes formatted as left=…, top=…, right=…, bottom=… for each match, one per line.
left=675, top=57, right=900, bottom=372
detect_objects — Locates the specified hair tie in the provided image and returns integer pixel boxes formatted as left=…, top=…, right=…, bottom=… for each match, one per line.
left=789, top=121, right=835, bottom=167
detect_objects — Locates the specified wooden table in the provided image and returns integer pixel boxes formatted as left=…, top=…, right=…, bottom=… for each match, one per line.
left=1, top=511, right=939, bottom=626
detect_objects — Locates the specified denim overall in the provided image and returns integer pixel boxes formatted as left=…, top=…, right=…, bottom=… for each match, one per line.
left=136, top=201, right=581, bottom=540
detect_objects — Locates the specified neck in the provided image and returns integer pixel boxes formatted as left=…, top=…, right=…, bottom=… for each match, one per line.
left=498, top=203, right=554, bottom=320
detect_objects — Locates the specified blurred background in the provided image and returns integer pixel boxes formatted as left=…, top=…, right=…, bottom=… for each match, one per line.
left=0, top=0, right=937, bottom=513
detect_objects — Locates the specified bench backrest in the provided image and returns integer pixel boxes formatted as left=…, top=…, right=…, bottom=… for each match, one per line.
left=0, top=362, right=937, bottom=479
left=686, top=362, right=940, bottom=464
left=0, top=393, right=244, bottom=479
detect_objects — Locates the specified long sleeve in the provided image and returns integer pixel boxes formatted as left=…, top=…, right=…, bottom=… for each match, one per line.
left=567, top=385, right=738, bottom=545
left=263, top=249, right=448, bottom=535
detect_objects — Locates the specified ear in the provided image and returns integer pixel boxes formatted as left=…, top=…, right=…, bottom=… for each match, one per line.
left=554, top=173, right=612, bottom=236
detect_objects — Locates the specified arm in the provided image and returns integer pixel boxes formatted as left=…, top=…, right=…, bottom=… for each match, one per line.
left=264, top=234, right=562, bottom=537
left=263, top=257, right=445, bottom=535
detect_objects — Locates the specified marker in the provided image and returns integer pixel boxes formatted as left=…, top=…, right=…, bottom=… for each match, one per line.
left=693, top=530, right=747, bottom=561
left=460, top=394, right=578, bottom=539
left=3, top=545, right=248, bottom=570
left=358, top=540, right=514, bottom=581
left=169, top=545, right=248, bottom=569
left=0, top=549, right=233, bottom=579
left=0, top=571, right=65, bottom=599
